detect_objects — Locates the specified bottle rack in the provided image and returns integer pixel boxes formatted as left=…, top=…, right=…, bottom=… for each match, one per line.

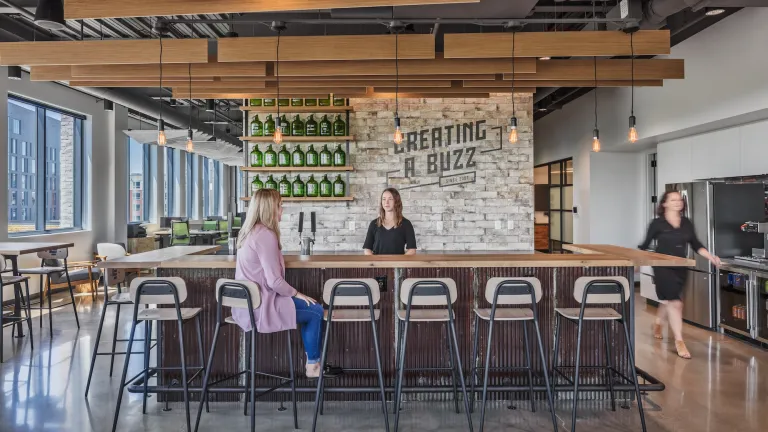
left=240, top=100, right=354, bottom=204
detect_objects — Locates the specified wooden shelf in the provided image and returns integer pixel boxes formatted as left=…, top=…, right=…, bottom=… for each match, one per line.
left=241, top=166, right=354, bottom=172
left=240, top=106, right=354, bottom=113
left=241, top=196, right=354, bottom=202
left=240, top=136, right=354, bottom=142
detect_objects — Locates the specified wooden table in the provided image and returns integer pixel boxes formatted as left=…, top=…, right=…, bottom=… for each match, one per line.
left=0, top=242, right=75, bottom=339
left=96, top=246, right=221, bottom=269
left=563, top=244, right=695, bottom=267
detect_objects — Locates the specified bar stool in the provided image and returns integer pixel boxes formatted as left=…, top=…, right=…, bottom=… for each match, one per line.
left=470, top=277, right=557, bottom=432
left=19, top=248, right=80, bottom=333
left=84, top=267, right=156, bottom=397
left=552, top=276, right=646, bottom=432
left=1, top=255, right=33, bottom=362
left=312, top=278, right=389, bottom=432
left=112, top=277, right=205, bottom=432
left=393, top=278, right=473, bottom=432
left=194, top=278, right=298, bottom=432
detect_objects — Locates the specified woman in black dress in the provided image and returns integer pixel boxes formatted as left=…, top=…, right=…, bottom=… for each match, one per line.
left=363, top=188, right=417, bottom=255
left=639, top=191, right=720, bottom=359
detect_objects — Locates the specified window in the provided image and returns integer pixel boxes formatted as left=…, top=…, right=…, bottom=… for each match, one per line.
left=164, top=147, right=177, bottom=216
left=128, top=137, right=150, bottom=223
left=203, top=157, right=222, bottom=217
left=7, top=96, right=84, bottom=235
left=186, top=152, right=194, bottom=218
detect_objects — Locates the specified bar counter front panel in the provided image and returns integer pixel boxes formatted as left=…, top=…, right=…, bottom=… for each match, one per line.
left=152, top=254, right=635, bottom=403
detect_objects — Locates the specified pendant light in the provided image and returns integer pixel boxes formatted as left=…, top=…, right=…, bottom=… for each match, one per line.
left=34, top=0, right=66, bottom=31
left=273, top=27, right=283, bottom=145
left=592, top=55, right=600, bottom=153
left=628, top=33, right=639, bottom=143
left=508, top=29, right=518, bottom=144
left=156, top=33, right=166, bottom=146
left=186, top=64, right=194, bottom=153
left=393, top=25, right=403, bottom=145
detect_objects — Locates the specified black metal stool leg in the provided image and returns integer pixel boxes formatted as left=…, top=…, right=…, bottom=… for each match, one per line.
left=312, top=302, right=335, bottom=432
left=287, top=331, right=298, bottom=430
left=470, top=313, right=480, bottom=413
left=446, top=323, right=460, bottom=414
left=621, top=319, right=647, bottom=432
left=533, top=314, right=559, bottom=432
left=46, top=275, right=53, bottom=334
left=142, top=320, right=151, bottom=414
left=551, top=314, right=562, bottom=395
left=392, top=317, right=404, bottom=415
left=38, top=276, right=44, bottom=329
left=602, top=320, right=616, bottom=412
left=64, top=267, right=80, bottom=328
left=24, top=279, right=33, bottom=351
left=570, top=318, right=585, bottom=432
left=249, top=329, right=257, bottom=432
left=111, top=310, right=139, bottom=432
left=478, top=313, right=496, bottom=432
left=448, top=312, right=474, bottom=432
left=393, top=317, right=410, bottom=432
left=243, top=331, right=251, bottom=416
left=195, top=320, right=222, bottom=432
left=194, top=315, right=207, bottom=412
left=369, top=303, right=390, bottom=432
left=109, top=302, right=121, bottom=377
left=177, top=317, right=192, bottom=432
left=522, top=321, right=536, bottom=413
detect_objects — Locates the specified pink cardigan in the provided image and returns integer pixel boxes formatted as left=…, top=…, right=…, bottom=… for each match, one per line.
left=232, top=224, right=298, bottom=333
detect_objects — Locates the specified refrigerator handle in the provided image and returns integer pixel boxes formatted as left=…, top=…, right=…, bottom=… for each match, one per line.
left=747, top=274, right=755, bottom=333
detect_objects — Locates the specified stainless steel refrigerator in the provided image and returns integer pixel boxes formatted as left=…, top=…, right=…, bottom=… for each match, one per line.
left=664, top=182, right=765, bottom=329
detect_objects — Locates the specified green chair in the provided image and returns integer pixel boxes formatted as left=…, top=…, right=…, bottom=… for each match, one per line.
left=202, top=220, right=219, bottom=231
left=216, top=221, right=229, bottom=245
left=233, top=217, right=242, bottom=228
left=170, top=221, right=191, bottom=246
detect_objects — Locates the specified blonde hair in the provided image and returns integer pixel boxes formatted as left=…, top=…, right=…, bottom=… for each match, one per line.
left=237, top=188, right=282, bottom=249
left=377, top=187, right=403, bottom=228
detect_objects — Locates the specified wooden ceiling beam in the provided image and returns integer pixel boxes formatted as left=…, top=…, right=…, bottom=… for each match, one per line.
left=0, top=39, right=208, bottom=66
left=219, top=34, right=434, bottom=62
left=444, top=30, right=671, bottom=58
left=70, top=62, right=266, bottom=79
left=220, top=74, right=499, bottom=81
left=30, top=65, right=72, bottom=81
left=278, top=57, right=536, bottom=76
left=172, top=89, right=369, bottom=99
left=373, top=87, right=536, bottom=94
left=268, top=80, right=452, bottom=88
left=463, top=79, right=663, bottom=87
left=352, top=92, right=492, bottom=99
left=64, top=0, right=478, bottom=20
left=505, top=59, right=684, bottom=80
left=71, top=80, right=258, bottom=88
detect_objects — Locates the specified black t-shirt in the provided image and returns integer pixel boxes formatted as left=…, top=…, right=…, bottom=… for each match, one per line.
left=363, top=218, right=417, bottom=255
left=638, top=216, right=705, bottom=258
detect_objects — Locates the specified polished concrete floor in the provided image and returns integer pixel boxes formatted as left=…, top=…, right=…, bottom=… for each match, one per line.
left=0, top=291, right=766, bottom=431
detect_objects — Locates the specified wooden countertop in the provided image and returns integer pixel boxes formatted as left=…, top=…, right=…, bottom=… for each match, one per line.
left=0, top=242, right=75, bottom=256
left=563, top=244, right=694, bottom=267
left=97, top=246, right=221, bottom=269
left=157, top=252, right=634, bottom=269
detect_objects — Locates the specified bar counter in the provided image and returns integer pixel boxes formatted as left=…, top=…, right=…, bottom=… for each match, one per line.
left=100, top=247, right=687, bottom=402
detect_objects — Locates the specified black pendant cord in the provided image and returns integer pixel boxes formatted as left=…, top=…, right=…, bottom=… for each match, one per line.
left=276, top=31, right=281, bottom=122
left=511, top=31, right=515, bottom=115
left=593, top=55, right=598, bottom=130
left=188, top=64, right=192, bottom=130
left=395, top=31, right=399, bottom=118
left=159, top=34, right=164, bottom=123
left=630, top=33, right=635, bottom=118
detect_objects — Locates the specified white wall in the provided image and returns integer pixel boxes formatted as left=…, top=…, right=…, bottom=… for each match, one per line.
left=534, top=8, right=768, bottom=244
left=0, top=71, right=131, bottom=298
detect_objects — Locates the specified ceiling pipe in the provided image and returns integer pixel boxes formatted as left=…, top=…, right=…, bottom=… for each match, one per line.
left=642, top=0, right=708, bottom=26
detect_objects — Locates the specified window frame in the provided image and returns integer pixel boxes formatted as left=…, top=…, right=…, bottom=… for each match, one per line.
left=127, top=137, right=151, bottom=223
left=8, top=95, right=85, bottom=237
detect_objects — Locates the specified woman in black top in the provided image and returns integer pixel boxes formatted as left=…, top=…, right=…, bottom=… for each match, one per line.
left=363, top=188, right=417, bottom=255
left=638, top=190, right=720, bottom=359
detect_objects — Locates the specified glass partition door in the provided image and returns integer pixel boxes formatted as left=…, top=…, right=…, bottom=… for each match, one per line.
left=547, top=159, right=573, bottom=253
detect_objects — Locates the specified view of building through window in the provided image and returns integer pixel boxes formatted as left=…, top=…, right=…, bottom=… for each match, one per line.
left=128, top=137, right=149, bottom=222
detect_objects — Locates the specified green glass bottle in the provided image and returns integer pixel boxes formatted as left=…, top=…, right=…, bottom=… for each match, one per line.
left=305, top=98, right=318, bottom=107
left=319, top=95, right=331, bottom=106
left=291, top=145, right=305, bottom=167
left=279, top=115, right=291, bottom=136
left=263, top=98, right=276, bottom=107
left=265, top=175, right=278, bottom=190
left=250, top=114, right=263, bottom=137
left=333, top=175, right=346, bottom=197
left=319, top=175, right=332, bottom=197
left=319, top=144, right=333, bottom=167
left=305, top=115, right=318, bottom=136
left=264, top=144, right=277, bottom=167
left=305, top=145, right=319, bottom=167
left=306, top=175, right=319, bottom=197
left=333, top=96, right=345, bottom=106
left=319, top=115, right=332, bottom=137
left=332, top=114, right=346, bottom=136
left=333, top=144, right=346, bottom=166
left=249, top=145, right=263, bottom=167
left=250, top=175, right=263, bottom=193
left=277, top=145, right=291, bottom=167
left=291, top=114, right=305, bottom=136
left=264, top=114, right=275, bottom=137
left=292, top=175, right=306, bottom=197
left=278, top=98, right=290, bottom=107
left=249, top=98, right=262, bottom=107
left=278, top=175, right=291, bottom=197
left=291, top=98, right=304, bottom=107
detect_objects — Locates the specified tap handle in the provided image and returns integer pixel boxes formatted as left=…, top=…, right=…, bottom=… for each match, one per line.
left=311, top=211, right=316, bottom=234
left=298, top=211, right=304, bottom=234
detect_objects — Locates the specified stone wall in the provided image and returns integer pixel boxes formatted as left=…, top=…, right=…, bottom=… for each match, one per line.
left=274, top=93, right=534, bottom=252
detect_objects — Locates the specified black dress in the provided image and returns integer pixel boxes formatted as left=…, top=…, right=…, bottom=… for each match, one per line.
left=362, top=218, right=417, bottom=255
left=638, top=216, right=705, bottom=301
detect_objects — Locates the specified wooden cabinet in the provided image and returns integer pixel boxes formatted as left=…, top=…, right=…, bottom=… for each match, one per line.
left=534, top=224, right=549, bottom=250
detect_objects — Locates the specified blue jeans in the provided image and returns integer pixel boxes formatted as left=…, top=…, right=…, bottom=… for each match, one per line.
left=293, top=297, right=324, bottom=364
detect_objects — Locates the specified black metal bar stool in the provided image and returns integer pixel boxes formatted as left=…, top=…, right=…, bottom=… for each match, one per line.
left=470, top=277, right=557, bottom=432
left=393, top=277, right=473, bottom=432
left=84, top=267, right=156, bottom=397
left=312, top=278, right=389, bottom=432
left=195, top=278, right=298, bottom=432
left=1, top=255, right=33, bottom=362
left=112, top=277, right=205, bottom=432
left=552, top=276, right=646, bottom=432
left=19, top=248, right=79, bottom=333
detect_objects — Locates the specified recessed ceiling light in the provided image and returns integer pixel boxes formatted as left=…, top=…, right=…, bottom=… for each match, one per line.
left=537, top=107, right=548, bottom=112
left=539, top=56, right=551, bottom=61
left=705, top=8, right=725, bottom=16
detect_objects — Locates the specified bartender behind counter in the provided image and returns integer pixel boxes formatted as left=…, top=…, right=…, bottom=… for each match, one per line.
left=363, top=188, right=417, bottom=255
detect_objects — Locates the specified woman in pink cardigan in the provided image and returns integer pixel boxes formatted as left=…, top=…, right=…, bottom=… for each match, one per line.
left=232, top=188, right=325, bottom=378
